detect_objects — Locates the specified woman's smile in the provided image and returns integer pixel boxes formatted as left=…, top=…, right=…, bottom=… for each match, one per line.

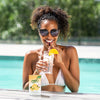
left=44, top=39, right=54, bottom=46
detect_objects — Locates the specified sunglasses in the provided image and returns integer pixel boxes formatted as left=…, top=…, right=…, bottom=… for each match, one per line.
left=39, top=29, right=59, bottom=37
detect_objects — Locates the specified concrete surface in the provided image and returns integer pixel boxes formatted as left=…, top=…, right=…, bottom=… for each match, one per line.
left=0, top=89, right=100, bottom=100
left=0, top=44, right=100, bottom=58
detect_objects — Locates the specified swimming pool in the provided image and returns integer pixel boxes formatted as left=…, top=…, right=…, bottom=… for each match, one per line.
left=0, top=56, right=100, bottom=93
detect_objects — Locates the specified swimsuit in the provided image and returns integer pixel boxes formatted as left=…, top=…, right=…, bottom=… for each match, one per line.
left=40, top=69, right=65, bottom=86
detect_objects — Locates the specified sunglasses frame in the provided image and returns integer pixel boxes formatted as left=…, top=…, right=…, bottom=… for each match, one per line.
left=39, top=29, right=59, bottom=37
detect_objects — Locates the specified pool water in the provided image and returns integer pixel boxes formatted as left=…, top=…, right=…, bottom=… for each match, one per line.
left=0, top=56, right=23, bottom=90
left=0, top=56, right=100, bottom=93
left=79, top=60, right=100, bottom=93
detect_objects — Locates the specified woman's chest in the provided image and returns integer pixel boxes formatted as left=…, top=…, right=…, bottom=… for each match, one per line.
left=46, top=60, right=69, bottom=84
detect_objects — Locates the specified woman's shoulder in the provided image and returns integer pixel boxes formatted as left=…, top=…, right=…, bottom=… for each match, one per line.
left=59, top=45, right=78, bottom=56
left=59, top=45, right=77, bottom=51
left=24, top=48, right=42, bottom=59
left=66, top=45, right=77, bottom=52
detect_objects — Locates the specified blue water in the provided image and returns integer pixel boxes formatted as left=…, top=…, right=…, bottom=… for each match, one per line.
left=0, top=56, right=23, bottom=90
left=79, top=61, right=100, bottom=93
left=0, top=56, right=100, bottom=93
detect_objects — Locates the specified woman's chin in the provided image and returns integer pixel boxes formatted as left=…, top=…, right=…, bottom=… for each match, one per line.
left=44, top=43, right=56, bottom=49
left=43, top=41, right=57, bottom=48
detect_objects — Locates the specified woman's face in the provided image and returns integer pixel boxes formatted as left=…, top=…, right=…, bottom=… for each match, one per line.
left=38, top=19, right=59, bottom=49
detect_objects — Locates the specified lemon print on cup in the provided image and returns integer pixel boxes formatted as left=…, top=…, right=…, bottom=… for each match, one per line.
left=30, top=84, right=40, bottom=91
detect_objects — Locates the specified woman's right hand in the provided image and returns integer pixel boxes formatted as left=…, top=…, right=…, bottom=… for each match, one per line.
left=34, top=60, right=48, bottom=74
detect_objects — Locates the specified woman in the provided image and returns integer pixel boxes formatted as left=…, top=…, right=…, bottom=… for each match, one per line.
left=23, top=6, right=80, bottom=92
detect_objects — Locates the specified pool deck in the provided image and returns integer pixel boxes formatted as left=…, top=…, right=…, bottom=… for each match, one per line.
left=0, top=89, right=100, bottom=100
left=0, top=44, right=100, bottom=58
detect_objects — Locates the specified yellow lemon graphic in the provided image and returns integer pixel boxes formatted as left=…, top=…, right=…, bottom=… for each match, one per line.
left=49, top=49, right=58, bottom=56
left=32, top=84, right=37, bottom=88
left=31, top=84, right=40, bottom=91
left=35, top=86, right=39, bottom=90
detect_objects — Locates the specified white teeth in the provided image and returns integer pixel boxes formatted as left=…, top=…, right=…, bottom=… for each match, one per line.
left=46, top=40, right=53, bottom=43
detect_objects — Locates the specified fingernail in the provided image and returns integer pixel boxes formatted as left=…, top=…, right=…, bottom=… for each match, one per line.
left=43, top=70, right=46, bottom=72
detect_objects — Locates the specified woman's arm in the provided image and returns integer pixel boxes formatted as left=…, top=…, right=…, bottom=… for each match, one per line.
left=54, top=46, right=80, bottom=92
left=61, top=46, right=80, bottom=92
left=23, top=49, right=47, bottom=89
left=23, top=52, right=33, bottom=90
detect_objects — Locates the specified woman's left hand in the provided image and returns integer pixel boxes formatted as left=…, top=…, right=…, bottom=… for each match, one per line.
left=53, top=47, right=64, bottom=68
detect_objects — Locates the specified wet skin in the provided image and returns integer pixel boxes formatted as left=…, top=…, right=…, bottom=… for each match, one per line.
left=23, top=20, right=80, bottom=92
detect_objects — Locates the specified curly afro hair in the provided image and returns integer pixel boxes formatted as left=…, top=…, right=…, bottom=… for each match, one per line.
left=31, top=6, right=70, bottom=38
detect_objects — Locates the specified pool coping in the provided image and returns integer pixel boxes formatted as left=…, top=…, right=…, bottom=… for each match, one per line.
left=0, top=44, right=100, bottom=59
left=0, top=89, right=100, bottom=100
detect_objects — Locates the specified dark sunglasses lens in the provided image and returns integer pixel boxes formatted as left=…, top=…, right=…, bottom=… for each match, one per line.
left=40, top=29, right=48, bottom=36
left=51, top=29, right=59, bottom=37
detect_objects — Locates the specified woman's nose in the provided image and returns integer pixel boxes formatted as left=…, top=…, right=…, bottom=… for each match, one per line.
left=47, top=32, right=52, bottom=38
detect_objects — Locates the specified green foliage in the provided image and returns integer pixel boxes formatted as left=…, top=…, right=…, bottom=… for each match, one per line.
left=69, top=0, right=99, bottom=37
left=0, top=0, right=37, bottom=40
left=0, top=0, right=100, bottom=41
